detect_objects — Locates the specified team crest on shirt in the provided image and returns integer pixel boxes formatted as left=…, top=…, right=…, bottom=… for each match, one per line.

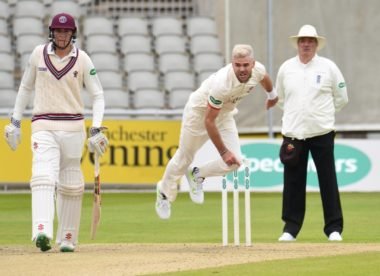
left=73, top=71, right=78, bottom=78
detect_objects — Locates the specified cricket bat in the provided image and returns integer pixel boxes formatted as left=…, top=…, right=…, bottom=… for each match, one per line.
left=90, top=152, right=101, bottom=239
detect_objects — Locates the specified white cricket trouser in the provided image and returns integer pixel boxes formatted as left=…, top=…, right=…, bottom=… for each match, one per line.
left=160, top=106, right=242, bottom=201
left=30, top=130, right=85, bottom=243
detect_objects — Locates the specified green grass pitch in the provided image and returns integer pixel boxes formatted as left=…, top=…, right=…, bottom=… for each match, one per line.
left=0, top=192, right=379, bottom=274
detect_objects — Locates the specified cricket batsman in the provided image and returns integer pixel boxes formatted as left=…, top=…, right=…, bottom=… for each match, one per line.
left=4, top=13, right=108, bottom=252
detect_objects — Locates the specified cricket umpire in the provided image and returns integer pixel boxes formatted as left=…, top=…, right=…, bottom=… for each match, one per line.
left=276, top=25, right=348, bottom=242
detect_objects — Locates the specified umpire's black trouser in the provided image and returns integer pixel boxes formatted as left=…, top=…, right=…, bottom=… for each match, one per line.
left=281, top=131, right=343, bottom=237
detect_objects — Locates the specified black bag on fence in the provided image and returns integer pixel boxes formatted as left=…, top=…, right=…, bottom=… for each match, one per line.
left=279, top=138, right=303, bottom=167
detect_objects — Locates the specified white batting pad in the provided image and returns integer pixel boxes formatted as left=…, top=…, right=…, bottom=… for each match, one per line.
left=56, top=168, right=84, bottom=245
left=30, top=176, right=55, bottom=241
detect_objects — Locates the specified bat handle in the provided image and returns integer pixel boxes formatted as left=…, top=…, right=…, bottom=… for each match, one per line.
left=94, top=152, right=100, bottom=176
left=94, top=152, right=101, bottom=195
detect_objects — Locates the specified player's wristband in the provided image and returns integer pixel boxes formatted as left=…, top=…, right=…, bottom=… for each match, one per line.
left=89, top=126, right=108, bottom=137
left=11, top=117, right=21, bottom=128
left=266, top=88, right=278, bottom=100
left=89, top=127, right=102, bottom=136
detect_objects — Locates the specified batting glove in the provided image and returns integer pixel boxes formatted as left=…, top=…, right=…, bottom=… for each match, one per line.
left=4, top=117, right=21, bottom=151
left=87, top=127, right=109, bottom=156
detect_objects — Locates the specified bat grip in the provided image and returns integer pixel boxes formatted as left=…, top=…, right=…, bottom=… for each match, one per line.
left=94, top=152, right=100, bottom=176
left=94, top=152, right=101, bottom=195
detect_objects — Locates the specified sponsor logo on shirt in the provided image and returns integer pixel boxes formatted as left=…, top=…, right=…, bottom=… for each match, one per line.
left=338, top=82, right=346, bottom=88
left=209, top=95, right=222, bottom=105
left=90, top=68, right=97, bottom=75
left=38, top=67, right=47, bottom=71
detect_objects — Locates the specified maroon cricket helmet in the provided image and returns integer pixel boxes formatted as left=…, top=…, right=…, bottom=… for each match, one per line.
left=49, top=13, right=77, bottom=32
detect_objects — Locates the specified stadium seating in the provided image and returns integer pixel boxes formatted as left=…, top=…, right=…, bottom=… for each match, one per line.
left=133, top=88, right=166, bottom=118
left=14, top=0, right=45, bottom=20
left=151, top=17, right=183, bottom=37
left=0, top=35, right=12, bottom=53
left=158, top=52, right=191, bottom=74
left=134, top=88, right=165, bottom=108
left=0, top=71, right=15, bottom=89
left=85, top=34, right=118, bottom=54
left=83, top=16, right=114, bottom=37
left=50, top=0, right=82, bottom=20
left=120, top=34, right=152, bottom=55
left=127, top=70, right=160, bottom=93
left=193, top=53, right=224, bottom=74
left=13, top=17, right=44, bottom=37
left=190, top=35, right=221, bottom=55
left=0, top=52, right=15, bottom=72
left=186, top=16, right=218, bottom=37
left=0, top=89, right=17, bottom=113
left=104, top=89, right=130, bottom=110
left=0, top=18, right=7, bottom=35
left=117, top=17, right=149, bottom=36
left=168, top=88, right=192, bottom=109
left=0, top=1, right=223, bottom=116
left=0, top=1, right=9, bottom=20
left=97, top=70, right=124, bottom=90
left=154, top=34, right=187, bottom=55
left=91, top=52, right=120, bottom=71
left=16, top=34, right=46, bottom=56
left=123, top=52, right=155, bottom=73
left=164, top=70, right=195, bottom=92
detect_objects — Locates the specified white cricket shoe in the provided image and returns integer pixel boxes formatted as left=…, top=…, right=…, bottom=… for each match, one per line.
left=186, top=167, right=204, bottom=204
left=155, top=181, right=171, bottom=219
left=328, top=231, right=343, bottom=241
left=278, top=232, right=296, bottom=242
left=60, top=241, right=75, bottom=252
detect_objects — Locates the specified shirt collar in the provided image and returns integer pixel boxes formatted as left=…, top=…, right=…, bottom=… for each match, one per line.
left=47, top=42, right=78, bottom=58
left=297, top=54, right=319, bottom=65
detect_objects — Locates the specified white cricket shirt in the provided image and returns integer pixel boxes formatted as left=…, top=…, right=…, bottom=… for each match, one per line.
left=182, top=62, right=266, bottom=135
left=276, top=55, right=348, bottom=139
left=189, top=62, right=266, bottom=113
left=12, top=42, right=104, bottom=133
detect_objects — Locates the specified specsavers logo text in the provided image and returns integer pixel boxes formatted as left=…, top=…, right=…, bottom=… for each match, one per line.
left=230, top=142, right=371, bottom=188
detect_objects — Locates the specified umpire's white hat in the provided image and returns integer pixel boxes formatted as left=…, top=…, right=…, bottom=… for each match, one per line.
left=289, top=24, right=326, bottom=51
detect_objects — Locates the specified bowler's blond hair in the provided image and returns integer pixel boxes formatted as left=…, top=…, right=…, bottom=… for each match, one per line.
left=232, top=44, right=254, bottom=59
